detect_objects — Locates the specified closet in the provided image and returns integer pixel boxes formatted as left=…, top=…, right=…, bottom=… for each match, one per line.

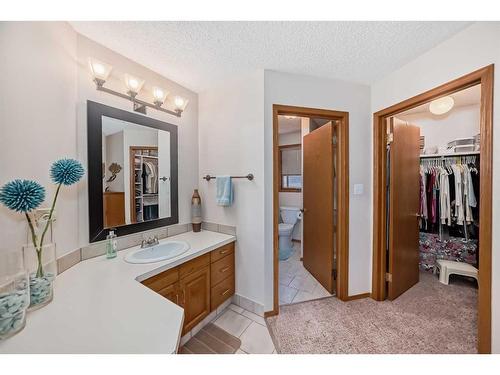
left=418, top=153, right=480, bottom=273
left=384, top=85, right=482, bottom=299
left=130, top=146, right=159, bottom=223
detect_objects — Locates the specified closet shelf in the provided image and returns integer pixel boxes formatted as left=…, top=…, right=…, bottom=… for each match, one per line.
left=420, top=151, right=480, bottom=159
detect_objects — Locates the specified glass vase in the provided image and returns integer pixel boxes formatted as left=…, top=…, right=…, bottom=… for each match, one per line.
left=0, top=248, right=30, bottom=340
left=22, top=243, right=57, bottom=310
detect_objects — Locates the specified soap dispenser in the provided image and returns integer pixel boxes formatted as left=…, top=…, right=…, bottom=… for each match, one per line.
left=106, top=229, right=117, bottom=259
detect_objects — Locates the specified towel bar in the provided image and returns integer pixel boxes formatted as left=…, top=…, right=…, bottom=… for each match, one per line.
left=202, top=174, right=254, bottom=181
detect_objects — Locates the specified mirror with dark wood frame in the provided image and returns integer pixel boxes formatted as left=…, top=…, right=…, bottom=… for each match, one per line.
left=87, top=101, right=178, bottom=242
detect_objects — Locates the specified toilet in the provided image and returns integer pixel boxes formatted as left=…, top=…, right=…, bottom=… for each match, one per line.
left=279, top=206, right=301, bottom=261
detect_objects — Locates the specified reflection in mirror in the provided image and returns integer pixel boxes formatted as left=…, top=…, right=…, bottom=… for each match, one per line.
left=101, top=116, right=171, bottom=228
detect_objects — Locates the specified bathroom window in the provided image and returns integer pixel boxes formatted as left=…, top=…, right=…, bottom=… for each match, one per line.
left=279, top=144, right=302, bottom=192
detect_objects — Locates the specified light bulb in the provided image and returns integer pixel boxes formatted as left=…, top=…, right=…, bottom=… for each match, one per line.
left=429, top=96, right=454, bottom=115
left=174, top=96, right=188, bottom=113
left=124, top=74, right=145, bottom=95
left=89, top=58, right=112, bottom=84
left=152, top=87, right=169, bottom=106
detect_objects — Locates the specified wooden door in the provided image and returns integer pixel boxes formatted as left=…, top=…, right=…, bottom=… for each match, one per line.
left=387, top=117, right=421, bottom=300
left=179, top=266, right=211, bottom=334
left=103, top=192, right=125, bottom=228
left=303, top=122, right=335, bottom=293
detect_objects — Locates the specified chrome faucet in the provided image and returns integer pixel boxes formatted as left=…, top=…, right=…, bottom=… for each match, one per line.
left=141, top=235, right=159, bottom=249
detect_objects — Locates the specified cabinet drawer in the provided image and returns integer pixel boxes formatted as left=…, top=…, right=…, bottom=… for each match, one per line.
left=210, top=253, right=234, bottom=286
left=179, top=253, right=210, bottom=279
left=210, top=242, right=235, bottom=263
left=211, top=274, right=235, bottom=311
left=141, top=268, right=179, bottom=292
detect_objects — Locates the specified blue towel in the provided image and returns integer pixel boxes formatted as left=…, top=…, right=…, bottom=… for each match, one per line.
left=216, top=176, right=233, bottom=206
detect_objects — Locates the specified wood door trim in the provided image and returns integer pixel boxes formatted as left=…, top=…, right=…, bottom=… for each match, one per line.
left=345, top=292, right=371, bottom=301
left=268, top=104, right=350, bottom=317
left=371, top=65, right=494, bottom=353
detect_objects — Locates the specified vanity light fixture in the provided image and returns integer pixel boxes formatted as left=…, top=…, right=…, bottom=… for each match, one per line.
left=173, top=96, right=189, bottom=115
left=429, top=96, right=455, bottom=115
left=89, top=58, right=113, bottom=87
left=152, top=87, right=169, bottom=107
left=89, top=57, right=187, bottom=117
left=124, top=74, right=145, bottom=98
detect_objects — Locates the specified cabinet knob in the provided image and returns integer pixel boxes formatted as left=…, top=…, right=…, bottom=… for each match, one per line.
left=221, top=289, right=230, bottom=296
left=220, top=267, right=230, bottom=273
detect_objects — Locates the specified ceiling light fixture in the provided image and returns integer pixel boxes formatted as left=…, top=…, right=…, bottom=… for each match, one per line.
left=89, top=57, right=188, bottom=117
left=429, top=96, right=454, bottom=115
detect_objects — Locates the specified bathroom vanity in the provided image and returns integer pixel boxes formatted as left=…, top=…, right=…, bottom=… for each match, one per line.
left=141, top=241, right=235, bottom=334
left=0, top=230, right=236, bottom=354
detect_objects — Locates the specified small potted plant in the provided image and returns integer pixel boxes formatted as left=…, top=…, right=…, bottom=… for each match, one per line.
left=0, top=158, right=84, bottom=309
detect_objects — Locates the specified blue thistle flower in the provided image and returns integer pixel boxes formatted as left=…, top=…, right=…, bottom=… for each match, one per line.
left=0, top=179, right=46, bottom=212
left=50, top=158, right=84, bottom=186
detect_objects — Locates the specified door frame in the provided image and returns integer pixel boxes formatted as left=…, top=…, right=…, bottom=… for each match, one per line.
left=266, top=104, right=350, bottom=318
left=371, top=65, right=494, bottom=353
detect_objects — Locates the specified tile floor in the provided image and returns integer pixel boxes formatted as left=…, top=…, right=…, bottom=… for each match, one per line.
left=213, top=304, right=276, bottom=354
left=278, top=243, right=331, bottom=305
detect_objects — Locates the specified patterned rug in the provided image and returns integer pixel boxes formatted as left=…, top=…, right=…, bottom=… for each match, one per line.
left=266, top=273, right=477, bottom=354
left=179, top=323, right=241, bottom=354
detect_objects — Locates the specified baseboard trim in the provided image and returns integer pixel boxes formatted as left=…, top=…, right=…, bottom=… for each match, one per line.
left=264, top=309, right=279, bottom=318
left=232, top=294, right=265, bottom=316
left=345, top=292, right=371, bottom=301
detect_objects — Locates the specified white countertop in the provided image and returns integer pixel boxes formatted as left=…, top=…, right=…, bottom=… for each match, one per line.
left=0, top=230, right=236, bottom=354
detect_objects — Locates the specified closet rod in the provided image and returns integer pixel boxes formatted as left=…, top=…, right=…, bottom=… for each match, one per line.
left=420, top=151, right=480, bottom=159
left=203, top=174, right=254, bottom=181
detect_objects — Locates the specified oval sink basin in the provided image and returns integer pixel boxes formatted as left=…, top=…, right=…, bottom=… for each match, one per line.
left=124, top=241, right=190, bottom=264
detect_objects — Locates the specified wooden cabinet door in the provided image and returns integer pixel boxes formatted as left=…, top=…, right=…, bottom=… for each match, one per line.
left=157, top=282, right=180, bottom=305
left=179, top=265, right=210, bottom=334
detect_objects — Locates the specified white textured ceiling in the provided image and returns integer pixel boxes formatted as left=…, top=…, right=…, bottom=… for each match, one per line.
left=70, top=21, right=472, bottom=93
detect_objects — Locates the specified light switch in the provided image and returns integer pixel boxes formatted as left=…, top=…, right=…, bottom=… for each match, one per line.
left=353, top=184, right=364, bottom=195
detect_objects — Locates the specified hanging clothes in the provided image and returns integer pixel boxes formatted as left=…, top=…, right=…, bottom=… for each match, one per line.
left=142, top=161, right=158, bottom=194
left=451, top=164, right=464, bottom=225
left=419, top=154, right=479, bottom=240
left=419, top=167, right=428, bottom=226
left=439, top=169, right=451, bottom=226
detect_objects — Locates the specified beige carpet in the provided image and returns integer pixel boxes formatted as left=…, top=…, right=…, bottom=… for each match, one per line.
left=266, top=273, right=477, bottom=354
left=179, top=323, right=241, bottom=354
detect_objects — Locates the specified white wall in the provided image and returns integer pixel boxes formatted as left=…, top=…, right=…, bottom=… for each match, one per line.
left=370, top=22, right=500, bottom=352
left=0, top=22, right=79, bottom=256
left=198, top=71, right=265, bottom=307
left=76, top=33, right=199, bottom=249
left=399, top=104, right=480, bottom=153
left=264, top=70, right=372, bottom=309
left=105, top=131, right=125, bottom=193
left=0, top=23, right=199, bottom=257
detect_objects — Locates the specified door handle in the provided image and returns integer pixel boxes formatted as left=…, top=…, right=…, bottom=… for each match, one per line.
left=160, top=176, right=169, bottom=182
left=300, top=209, right=307, bottom=213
